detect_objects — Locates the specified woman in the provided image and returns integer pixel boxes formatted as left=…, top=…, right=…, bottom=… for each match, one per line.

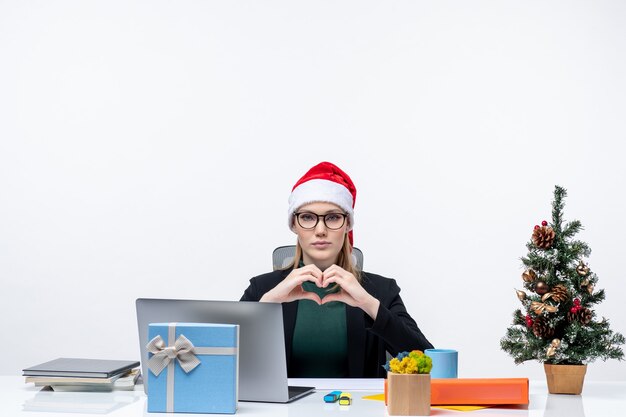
left=240, top=162, right=433, bottom=377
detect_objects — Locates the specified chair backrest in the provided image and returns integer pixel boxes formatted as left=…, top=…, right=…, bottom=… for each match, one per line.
left=272, top=245, right=364, bottom=271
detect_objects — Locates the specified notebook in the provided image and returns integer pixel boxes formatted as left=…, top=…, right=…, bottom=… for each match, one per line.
left=135, top=298, right=315, bottom=403
left=23, top=358, right=139, bottom=378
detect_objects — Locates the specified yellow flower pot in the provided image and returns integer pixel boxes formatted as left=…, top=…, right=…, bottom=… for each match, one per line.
left=544, top=363, right=587, bottom=395
left=387, top=372, right=431, bottom=416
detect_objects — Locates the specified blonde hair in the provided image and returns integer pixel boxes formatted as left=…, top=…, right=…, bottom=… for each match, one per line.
left=289, top=234, right=362, bottom=282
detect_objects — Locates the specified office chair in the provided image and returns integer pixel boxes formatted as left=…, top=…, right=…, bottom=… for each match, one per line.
left=272, top=245, right=364, bottom=271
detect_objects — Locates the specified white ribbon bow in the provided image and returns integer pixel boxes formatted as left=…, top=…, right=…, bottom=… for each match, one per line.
left=146, top=334, right=201, bottom=376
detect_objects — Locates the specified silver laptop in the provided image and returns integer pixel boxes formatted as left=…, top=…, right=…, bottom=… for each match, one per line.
left=135, top=298, right=314, bottom=403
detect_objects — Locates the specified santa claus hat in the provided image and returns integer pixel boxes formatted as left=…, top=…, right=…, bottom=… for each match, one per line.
left=288, top=162, right=357, bottom=245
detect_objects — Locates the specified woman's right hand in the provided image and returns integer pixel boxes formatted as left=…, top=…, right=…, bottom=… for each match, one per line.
left=259, top=264, right=324, bottom=304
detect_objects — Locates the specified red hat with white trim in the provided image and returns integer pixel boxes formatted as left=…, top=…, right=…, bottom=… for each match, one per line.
left=288, top=162, right=356, bottom=246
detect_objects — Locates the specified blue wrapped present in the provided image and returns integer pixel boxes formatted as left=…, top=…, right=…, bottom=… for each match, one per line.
left=146, top=322, right=239, bottom=414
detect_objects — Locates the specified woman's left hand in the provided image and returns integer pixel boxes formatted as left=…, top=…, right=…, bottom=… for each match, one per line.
left=320, top=265, right=380, bottom=320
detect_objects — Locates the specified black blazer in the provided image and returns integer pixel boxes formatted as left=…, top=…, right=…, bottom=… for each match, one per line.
left=240, top=268, right=434, bottom=377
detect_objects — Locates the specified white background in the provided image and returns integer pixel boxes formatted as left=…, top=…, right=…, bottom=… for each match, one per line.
left=1, top=0, right=625, bottom=381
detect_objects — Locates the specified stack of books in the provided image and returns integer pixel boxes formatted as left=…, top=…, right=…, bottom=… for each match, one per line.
left=23, top=358, right=140, bottom=392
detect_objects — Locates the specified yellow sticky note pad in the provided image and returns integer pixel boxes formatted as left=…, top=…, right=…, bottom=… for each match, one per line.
left=362, top=394, right=490, bottom=412
left=362, top=393, right=385, bottom=401
left=434, top=405, right=490, bottom=411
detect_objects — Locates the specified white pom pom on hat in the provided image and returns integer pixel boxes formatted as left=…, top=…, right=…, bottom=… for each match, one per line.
left=288, top=161, right=357, bottom=246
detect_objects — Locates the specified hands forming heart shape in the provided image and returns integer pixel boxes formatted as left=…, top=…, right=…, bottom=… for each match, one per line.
left=260, top=264, right=381, bottom=320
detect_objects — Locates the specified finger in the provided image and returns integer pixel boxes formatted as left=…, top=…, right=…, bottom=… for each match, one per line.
left=321, top=292, right=352, bottom=306
left=321, top=268, right=338, bottom=284
left=320, top=274, right=336, bottom=288
left=299, top=292, right=322, bottom=305
left=297, top=273, right=323, bottom=287
left=305, top=264, right=324, bottom=279
left=292, top=264, right=319, bottom=277
left=322, top=265, right=338, bottom=278
left=322, top=267, right=352, bottom=282
left=321, top=271, right=345, bottom=287
left=297, top=265, right=323, bottom=281
left=320, top=293, right=341, bottom=304
left=289, top=268, right=320, bottom=284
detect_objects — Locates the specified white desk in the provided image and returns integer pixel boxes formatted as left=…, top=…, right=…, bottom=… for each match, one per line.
left=1, top=376, right=624, bottom=416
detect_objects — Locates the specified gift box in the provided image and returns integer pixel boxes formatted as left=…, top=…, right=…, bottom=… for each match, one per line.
left=384, top=377, right=529, bottom=406
left=147, top=322, right=239, bottom=414
left=430, top=378, right=529, bottom=405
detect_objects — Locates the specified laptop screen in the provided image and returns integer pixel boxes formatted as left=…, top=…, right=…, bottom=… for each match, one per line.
left=135, top=298, right=312, bottom=403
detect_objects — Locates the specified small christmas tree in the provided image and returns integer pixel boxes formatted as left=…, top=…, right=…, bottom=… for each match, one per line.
left=501, top=186, right=624, bottom=365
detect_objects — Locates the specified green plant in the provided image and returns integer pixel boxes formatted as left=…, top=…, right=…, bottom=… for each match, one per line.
left=383, top=350, right=432, bottom=374
left=501, top=186, right=624, bottom=365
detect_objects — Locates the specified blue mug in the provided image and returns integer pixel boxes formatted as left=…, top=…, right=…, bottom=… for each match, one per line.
left=425, top=349, right=458, bottom=378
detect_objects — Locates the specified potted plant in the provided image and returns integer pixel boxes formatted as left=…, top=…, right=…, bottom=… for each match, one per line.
left=501, top=186, right=625, bottom=394
left=383, top=350, right=432, bottom=415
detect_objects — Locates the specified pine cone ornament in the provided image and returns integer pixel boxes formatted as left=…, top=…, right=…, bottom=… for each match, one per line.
left=532, top=316, right=555, bottom=338
left=568, top=307, right=593, bottom=325
left=532, top=225, right=556, bottom=249
left=549, top=284, right=569, bottom=303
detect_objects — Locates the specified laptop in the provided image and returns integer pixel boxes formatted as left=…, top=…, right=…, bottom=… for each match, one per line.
left=135, top=298, right=315, bottom=403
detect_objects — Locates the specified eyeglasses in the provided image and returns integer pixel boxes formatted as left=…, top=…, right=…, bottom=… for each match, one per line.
left=294, top=212, right=348, bottom=230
